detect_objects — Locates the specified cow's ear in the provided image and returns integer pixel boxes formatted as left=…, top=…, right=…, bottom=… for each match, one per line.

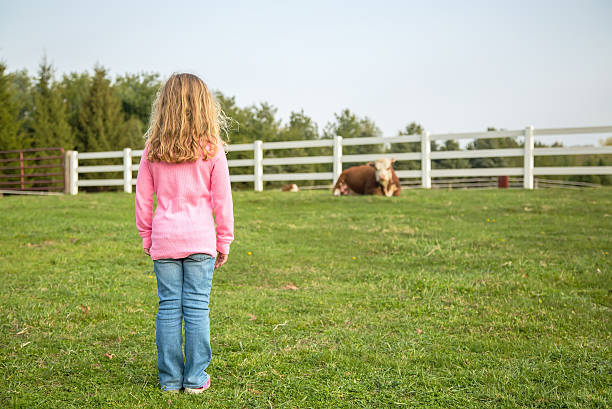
left=391, top=158, right=396, bottom=165
left=367, top=161, right=375, bottom=167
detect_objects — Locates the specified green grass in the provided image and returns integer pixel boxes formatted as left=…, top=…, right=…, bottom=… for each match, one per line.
left=1, top=188, right=611, bottom=408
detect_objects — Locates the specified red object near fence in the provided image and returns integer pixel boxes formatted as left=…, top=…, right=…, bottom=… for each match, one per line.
left=497, top=175, right=509, bottom=188
left=0, top=147, right=65, bottom=192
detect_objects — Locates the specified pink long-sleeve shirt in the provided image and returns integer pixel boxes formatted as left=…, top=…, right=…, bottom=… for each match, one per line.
left=135, top=143, right=234, bottom=260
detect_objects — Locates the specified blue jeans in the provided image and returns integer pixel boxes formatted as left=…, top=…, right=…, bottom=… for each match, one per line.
left=153, top=253, right=215, bottom=391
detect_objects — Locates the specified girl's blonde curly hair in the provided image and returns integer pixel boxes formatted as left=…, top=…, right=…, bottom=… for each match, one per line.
left=145, top=73, right=228, bottom=163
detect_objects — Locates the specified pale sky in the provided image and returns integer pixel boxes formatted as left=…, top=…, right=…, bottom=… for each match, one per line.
left=1, top=0, right=611, bottom=146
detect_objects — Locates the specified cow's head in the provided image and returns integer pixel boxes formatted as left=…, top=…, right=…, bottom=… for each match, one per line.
left=368, top=158, right=395, bottom=185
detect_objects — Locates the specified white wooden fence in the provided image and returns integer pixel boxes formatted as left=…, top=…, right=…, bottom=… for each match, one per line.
left=65, top=125, right=612, bottom=194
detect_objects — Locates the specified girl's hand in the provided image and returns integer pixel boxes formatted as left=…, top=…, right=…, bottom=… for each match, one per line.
left=144, top=248, right=150, bottom=255
left=215, top=252, right=228, bottom=269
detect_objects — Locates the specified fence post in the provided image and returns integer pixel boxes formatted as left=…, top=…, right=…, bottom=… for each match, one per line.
left=68, top=150, right=78, bottom=195
left=254, top=140, right=263, bottom=192
left=63, top=150, right=71, bottom=194
left=421, top=131, right=431, bottom=188
left=19, top=151, right=24, bottom=190
left=123, top=148, right=132, bottom=193
left=333, top=135, right=343, bottom=184
left=523, top=125, right=534, bottom=189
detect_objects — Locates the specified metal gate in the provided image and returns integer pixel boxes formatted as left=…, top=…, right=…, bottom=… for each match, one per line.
left=0, top=147, right=65, bottom=193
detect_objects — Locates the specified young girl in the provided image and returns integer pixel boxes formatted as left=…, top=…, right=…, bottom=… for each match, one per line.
left=135, top=73, right=234, bottom=394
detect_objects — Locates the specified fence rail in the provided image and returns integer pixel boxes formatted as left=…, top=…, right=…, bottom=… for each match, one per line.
left=64, top=125, right=612, bottom=194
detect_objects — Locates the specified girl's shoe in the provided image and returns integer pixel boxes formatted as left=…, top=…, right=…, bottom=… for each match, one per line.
left=184, top=377, right=211, bottom=394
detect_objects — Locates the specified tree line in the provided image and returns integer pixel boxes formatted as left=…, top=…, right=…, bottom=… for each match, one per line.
left=0, top=59, right=609, bottom=187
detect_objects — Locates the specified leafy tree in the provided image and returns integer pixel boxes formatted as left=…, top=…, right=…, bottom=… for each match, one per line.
left=215, top=93, right=285, bottom=187
left=122, top=116, right=146, bottom=149
left=215, top=93, right=281, bottom=145
left=217, top=93, right=329, bottom=187
left=215, top=92, right=245, bottom=144
left=324, top=109, right=383, bottom=157
left=114, top=72, right=160, bottom=134
left=434, top=139, right=470, bottom=169
left=215, top=92, right=253, bottom=185
left=466, top=127, right=520, bottom=168
left=276, top=110, right=324, bottom=182
left=280, top=110, right=319, bottom=141
left=249, top=102, right=281, bottom=143
left=397, top=122, right=423, bottom=141
left=389, top=122, right=424, bottom=171
left=244, top=103, right=282, bottom=187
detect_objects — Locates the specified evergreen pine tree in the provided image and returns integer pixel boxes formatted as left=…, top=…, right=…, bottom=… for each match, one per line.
left=0, top=63, right=23, bottom=151
left=60, top=71, right=91, bottom=145
left=77, top=66, right=126, bottom=152
left=9, top=69, right=34, bottom=141
left=31, top=58, right=73, bottom=149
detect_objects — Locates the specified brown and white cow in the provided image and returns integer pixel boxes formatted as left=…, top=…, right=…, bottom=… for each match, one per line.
left=333, top=158, right=401, bottom=197
left=281, top=183, right=299, bottom=192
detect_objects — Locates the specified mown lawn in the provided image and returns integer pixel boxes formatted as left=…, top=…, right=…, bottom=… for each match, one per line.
left=0, top=188, right=610, bottom=408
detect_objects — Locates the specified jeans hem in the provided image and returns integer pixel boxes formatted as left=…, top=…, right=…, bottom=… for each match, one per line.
left=160, top=384, right=183, bottom=391
left=183, top=373, right=210, bottom=389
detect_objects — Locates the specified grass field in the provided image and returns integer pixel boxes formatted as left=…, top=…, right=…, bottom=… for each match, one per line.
left=0, top=188, right=610, bottom=408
